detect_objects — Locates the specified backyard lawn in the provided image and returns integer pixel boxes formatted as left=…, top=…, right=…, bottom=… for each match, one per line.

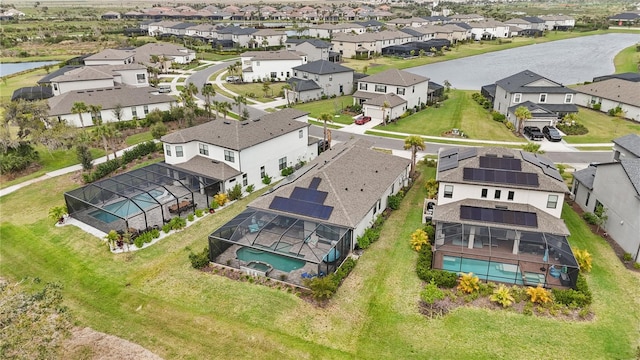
left=564, top=107, right=640, bottom=144
left=293, top=96, right=355, bottom=125
left=376, top=90, right=521, bottom=141
left=223, top=82, right=288, bottom=103
left=1, top=164, right=639, bottom=359
left=613, top=44, right=640, bottom=74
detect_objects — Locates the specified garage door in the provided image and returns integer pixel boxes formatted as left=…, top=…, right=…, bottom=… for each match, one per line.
left=525, top=120, right=551, bottom=129
left=363, top=105, right=384, bottom=121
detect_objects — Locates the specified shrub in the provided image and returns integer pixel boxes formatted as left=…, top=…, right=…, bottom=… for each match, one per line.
left=281, top=166, right=294, bottom=177
left=634, top=262, right=640, bottom=270
left=423, top=223, right=435, bottom=242
left=189, top=246, right=210, bottom=269
left=150, top=122, right=168, bottom=139
left=592, top=103, right=601, bottom=110
left=262, top=174, right=272, bottom=184
left=387, top=194, right=402, bottom=210
left=573, top=248, right=593, bottom=272
left=491, top=111, right=506, bottom=122
left=304, top=275, right=338, bottom=300
left=557, top=122, right=588, bottom=135
left=522, top=143, right=543, bottom=154
left=357, top=227, right=380, bottom=249
left=162, top=224, right=171, bottom=233
left=490, top=284, right=515, bottom=308
left=134, top=236, right=145, bottom=248
left=623, top=252, right=633, bottom=262
left=421, top=280, right=445, bottom=304
left=410, top=229, right=429, bottom=252
left=195, top=209, right=204, bottom=217
left=457, top=272, right=480, bottom=294
left=505, top=122, right=515, bottom=131
left=526, top=285, right=552, bottom=304
left=150, top=229, right=160, bottom=238
left=552, top=288, right=591, bottom=307
left=168, top=216, right=187, bottom=231
left=214, top=193, right=228, bottom=207
left=187, top=214, right=194, bottom=222
left=582, top=212, right=598, bottom=225
left=227, top=183, right=243, bottom=201
left=424, top=178, right=438, bottom=198
left=76, top=144, right=93, bottom=171
left=332, top=257, right=357, bottom=286
left=246, top=184, right=255, bottom=193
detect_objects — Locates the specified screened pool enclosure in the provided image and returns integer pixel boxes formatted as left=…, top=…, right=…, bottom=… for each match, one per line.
left=65, top=163, right=221, bottom=234
left=209, top=208, right=352, bottom=285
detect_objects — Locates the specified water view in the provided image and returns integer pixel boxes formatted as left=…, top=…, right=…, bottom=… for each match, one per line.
left=0, top=61, right=61, bottom=77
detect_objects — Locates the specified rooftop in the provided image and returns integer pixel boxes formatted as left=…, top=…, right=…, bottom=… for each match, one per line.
left=496, top=70, right=574, bottom=94
left=48, top=87, right=174, bottom=116
left=572, top=78, right=640, bottom=107
left=613, top=134, right=640, bottom=158
left=359, top=68, right=429, bottom=87
left=292, top=60, right=353, bottom=75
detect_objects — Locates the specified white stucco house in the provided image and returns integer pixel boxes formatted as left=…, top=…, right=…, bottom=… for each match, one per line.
left=572, top=134, right=640, bottom=263
left=572, top=78, right=640, bottom=123
left=469, top=19, right=511, bottom=40
left=45, top=64, right=149, bottom=96
left=84, top=49, right=136, bottom=66
left=161, top=109, right=319, bottom=192
left=353, top=69, right=429, bottom=121
left=241, top=50, right=307, bottom=82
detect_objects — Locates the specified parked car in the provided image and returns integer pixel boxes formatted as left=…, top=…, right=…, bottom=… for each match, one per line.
left=226, top=76, right=240, bottom=83
left=543, top=126, right=563, bottom=142
left=355, top=116, right=371, bottom=125
left=523, top=126, right=544, bottom=141
left=157, top=85, right=171, bottom=93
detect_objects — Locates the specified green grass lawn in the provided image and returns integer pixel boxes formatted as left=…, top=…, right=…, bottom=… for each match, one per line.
left=1, top=164, right=639, bottom=359
left=613, top=45, right=640, bottom=73
left=0, top=68, right=50, bottom=102
left=125, top=131, right=154, bottom=146
left=198, top=52, right=241, bottom=62
left=564, top=108, right=640, bottom=143
left=293, top=96, right=355, bottom=125
left=375, top=90, right=520, bottom=141
left=222, top=82, right=288, bottom=103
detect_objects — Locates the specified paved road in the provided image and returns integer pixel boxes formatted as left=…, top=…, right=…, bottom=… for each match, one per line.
left=186, top=62, right=267, bottom=120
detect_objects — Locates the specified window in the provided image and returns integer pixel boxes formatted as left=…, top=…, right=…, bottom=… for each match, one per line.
left=260, top=166, right=265, bottom=178
left=53, top=83, right=58, bottom=91
left=564, top=93, right=573, bottom=103
left=302, top=72, right=308, bottom=79
left=143, top=105, right=149, bottom=115
left=224, top=150, right=235, bottom=162
left=359, top=83, right=368, bottom=90
left=299, top=129, right=303, bottom=138
left=375, top=85, right=387, bottom=93
left=329, top=75, right=332, bottom=81
left=494, top=190, right=501, bottom=199
left=136, top=73, right=146, bottom=83
left=397, top=87, right=405, bottom=95
left=594, top=200, right=604, bottom=215
left=242, top=174, right=248, bottom=186
left=547, top=194, right=559, bottom=209
left=573, top=183, right=579, bottom=195
left=278, top=157, right=287, bottom=170
left=444, top=185, right=453, bottom=198
left=165, top=145, right=171, bottom=156
left=539, top=93, right=547, bottom=103
left=270, top=72, right=277, bottom=79
left=585, top=192, right=590, bottom=206
left=513, top=93, right=522, bottom=103
left=175, top=146, right=183, bottom=157
left=256, top=61, right=260, bottom=66
left=508, top=191, right=514, bottom=201
left=131, top=107, right=137, bottom=117
left=199, top=143, right=209, bottom=156
left=481, top=189, right=488, bottom=198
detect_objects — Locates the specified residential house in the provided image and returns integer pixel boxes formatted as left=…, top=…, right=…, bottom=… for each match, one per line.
left=331, top=31, right=412, bottom=59
left=83, top=49, right=136, bottom=66
left=354, top=69, right=429, bottom=121
left=185, top=24, right=217, bottom=38
left=539, top=15, right=575, bottom=30
left=285, top=39, right=339, bottom=62
left=214, top=26, right=258, bottom=48
left=483, top=70, right=578, bottom=130
left=572, top=134, right=640, bottom=263
left=161, top=109, right=316, bottom=192
left=308, top=23, right=366, bottom=39
left=432, top=147, right=579, bottom=288
left=468, top=19, right=510, bottom=40
left=387, top=17, right=432, bottom=28
left=448, top=14, right=484, bottom=23
left=101, top=11, right=121, bottom=20
left=134, top=42, right=196, bottom=65
left=45, top=64, right=149, bottom=96
left=287, top=60, right=354, bottom=102
left=572, top=78, right=640, bottom=122
left=608, top=11, right=640, bottom=26
left=147, top=21, right=183, bottom=36
left=241, top=50, right=307, bottom=82
left=48, top=86, right=176, bottom=127
left=208, top=138, right=411, bottom=285
left=165, top=22, right=197, bottom=36
left=252, top=29, right=287, bottom=48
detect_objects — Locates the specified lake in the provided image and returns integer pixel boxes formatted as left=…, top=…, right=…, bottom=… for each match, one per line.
left=407, top=33, right=640, bottom=90
left=0, top=61, right=61, bottom=77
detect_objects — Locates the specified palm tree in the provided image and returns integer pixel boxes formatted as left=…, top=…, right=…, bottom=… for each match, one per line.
left=220, top=101, right=231, bottom=119
left=318, top=112, right=333, bottom=150
left=88, top=104, right=102, bottom=125
left=282, top=83, right=292, bottom=106
left=180, top=83, right=199, bottom=127
left=201, top=83, right=216, bottom=120
left=404, top=135, right=425, bottom=176
left=71, top=101, right=88, bottom=130
left=514, top=106, right=532, bottom=135
left=234, top=95, right=247, bottom=117
left=382, top=101, right=390, bottom=126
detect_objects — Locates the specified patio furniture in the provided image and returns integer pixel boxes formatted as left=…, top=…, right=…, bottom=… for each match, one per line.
left=248, top=223, right=261, bottom=233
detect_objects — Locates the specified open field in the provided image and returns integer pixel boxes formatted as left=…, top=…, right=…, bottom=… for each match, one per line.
left=1, top=164, right=639, bottom=359
left=293, top=96, right=355, bottom=125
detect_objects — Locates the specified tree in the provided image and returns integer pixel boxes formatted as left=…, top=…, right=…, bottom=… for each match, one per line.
left=382, top=101, right=390, bottom=126
left=220, top=101, right=232, bottom=119
left=234, top=95, right=247, bottom=117
left=318, top=112, right=333, bottom=150
left=404, top=135, right=425, bottom=176
left=514, top=105, right=532, bottom=135
left=112, top=103, right=124, bottom=122
left=262, top=81, right=271, bottom=98
left=76, top=144, right=93, bottom=171
left=201, top=83, right=216, bottom=120
left=92, top=116, right=111, bottom=161
left=362, top=65, right=368, bottom=74
left=71, top=101, right=88, bottom=130
left=282, top=83, right=293, bottom=106
left=594, top=204, right=608, bottom=234
left=443, top=80, right=452, bottom=92
left=180, top=83, right=199, bottom=127
left=48, top=205, right=67, bottom=224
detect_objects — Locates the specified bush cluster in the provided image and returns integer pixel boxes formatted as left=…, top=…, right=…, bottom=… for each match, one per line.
left=557, top=122, right=588, bottom=135
left=491, top=111, right=506, bottom=123
left=552, top=273, right=592, bottom=307
left=227, top=183, right=243, bottom=201
left=82, top=141, right=159, bottom=183
left=0, top=143, right=39, bottom=174
left=356, top=226, right=381, bottom=249
left=189, top=246, right=210, bottom=269
left=471, top=92, right=492, bottom=109
left=305, top=257, right=357, bottom=300
left=281, top=166, right=294, bottom=177
left=582, top=212, right=598, bottom=225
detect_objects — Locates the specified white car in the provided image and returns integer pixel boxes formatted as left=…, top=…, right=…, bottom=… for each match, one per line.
left=226, top=76, right=240, bottom=83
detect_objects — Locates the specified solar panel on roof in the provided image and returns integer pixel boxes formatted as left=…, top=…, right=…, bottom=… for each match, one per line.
left=269, top=196, right=334, bottom=220
left=520, top=151, right=543, bottom=169
left=440, top=148, right=458, bottom=158
left=543, top=166, right=564, bottom=182
left=460, top=205, right=538, bottom=227
left=463, top=168, right=539, bottom=187
left=309, top=177, right=322, bottom=190
left=479, top=156, right=522, bottom=171
left=291, top=187, right=328, bottom=204
left=457, top=147, right=477, bottom=160
left=438, top=157, right=458, bottom=172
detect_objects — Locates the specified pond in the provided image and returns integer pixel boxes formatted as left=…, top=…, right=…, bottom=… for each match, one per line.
left=407, top=33, right=640, bottom=90
left=0, top=61, right=61, bottom=77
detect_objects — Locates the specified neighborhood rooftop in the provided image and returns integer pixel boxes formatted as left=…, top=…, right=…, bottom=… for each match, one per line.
left=48, top=87, right=174, bottom=116
left=359, top=68, right=429, bottom=87
left=613, top=134, right=640, bottom=157
left=573, top=78, right=640, bottom=107
left=292, top=60, right=353, bottom=75
left=495, top=69, right=575, bottom=93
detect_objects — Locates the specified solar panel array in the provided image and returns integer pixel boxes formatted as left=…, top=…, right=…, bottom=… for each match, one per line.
left=463, top=168, right=539, bottom=187
left=457, top=147, right=477, bottom=160
left=479, top=156, right=522, bottom=171
left=520, top=151, right=564, bottom=182
left=460, top=205, right=538, bottom=227
left=438, top=148, right=460, bottom=172
left=309, top=177, right=321, bottom=190
left=269, top=196, right=334, bottom=220
left=291, top=187, right=328, bottom=204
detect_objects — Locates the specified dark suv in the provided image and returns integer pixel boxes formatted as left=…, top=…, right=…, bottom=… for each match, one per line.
left=523, top=126, right=544, bottom=141
left=543, top=126, right=562, bottom=142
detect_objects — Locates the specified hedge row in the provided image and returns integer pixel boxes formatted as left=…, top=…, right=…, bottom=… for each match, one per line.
left=82, top=141, right=160, bottom=183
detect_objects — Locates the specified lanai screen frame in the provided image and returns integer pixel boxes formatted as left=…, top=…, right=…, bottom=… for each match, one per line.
left=209, top=208, right=352, bottom=276
left=64, top=162, right=221, bottom=234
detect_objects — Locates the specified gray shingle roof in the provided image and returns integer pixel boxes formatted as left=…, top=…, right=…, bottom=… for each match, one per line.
left=613, top=134, right=640, bottom=157
left=161, top=108, right=309, bottom=151
left=508, top=101, right=557, bottom=118
left=365, top=93, right=406, bottom=107
left=496, top=70, right=574, bottom=94
left=172, top=155, right=241, bottom=181
left=620, top=159, right=640, bottom=195
left=248, top=139, right=410, bottom=228
left=360, top=68, right=429, bottom=87
left=84, top=49, right=135, bottom=61
left=287, top=78, right=321, bottom=92
left=432, top=198, right=570, bottom=235
left=573, top=165, right=596, bottom=190
left=51, top=67, right=113, bottom=82
left=48, top=87, right=175, bottom=116
left=244, top=50, right=304, bottom=60
left=292, top=60, right=353, bottom=75
left=573, top=78, right=640, bottom=107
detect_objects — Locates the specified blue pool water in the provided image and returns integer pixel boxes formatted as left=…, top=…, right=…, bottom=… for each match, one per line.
left=236, top=247, right=306, bottom=272
left=442, top=256, right=524, bottom=285
left=90, top=189, right=165, bottom=223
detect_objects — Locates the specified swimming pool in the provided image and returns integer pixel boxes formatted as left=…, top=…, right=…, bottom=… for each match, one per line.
left=236, top=247, right=306, bottom=272
left=90, top=189, right=167, bottom=223
left=442, top=256, right=524, bottom=285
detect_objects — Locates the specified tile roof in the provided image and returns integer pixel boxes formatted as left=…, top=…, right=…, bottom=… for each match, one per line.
left=573, top=78, right=640, bottom=107
left=248, top=139, right=410, bottom=228
left=161, top=108, right=309, bottom=150
left=292, top=60, right=353, bottom=75
left=365, top=93, right=406, bottom=107
left=573, top=165, right=596, bottom=190
left=359, top=68, right=429, bottom=87
left=496, top=69, right=574, bottom=94
left=48, top=86, right=175, bottom=116
left=172, top=155, right=241, bottom=181
left=612, top=134, right=640, bottom=157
